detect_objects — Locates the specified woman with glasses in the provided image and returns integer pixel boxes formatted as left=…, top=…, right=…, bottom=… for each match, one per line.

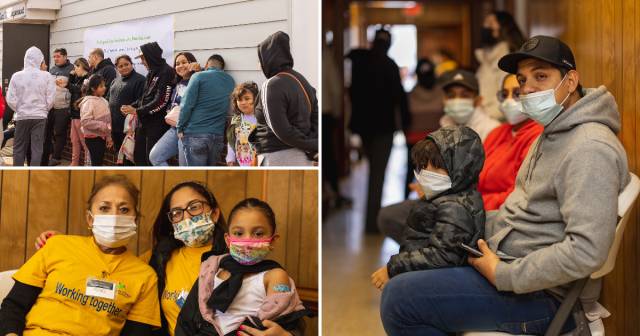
left=478, top=73, right=543, bottom=210
left=35, top=181, right=299, bottom=336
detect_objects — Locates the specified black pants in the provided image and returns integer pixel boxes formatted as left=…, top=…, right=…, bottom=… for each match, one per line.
left=134, top=123, right=169, bottom=166
left=361, top=132, right=394, bottom=233
left=42, top=109, right=70, bottom=165
left=85, top=137, right=106, bottom=166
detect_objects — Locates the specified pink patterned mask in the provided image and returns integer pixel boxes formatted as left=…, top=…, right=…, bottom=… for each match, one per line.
left=228, top=237, right=273, bottom=265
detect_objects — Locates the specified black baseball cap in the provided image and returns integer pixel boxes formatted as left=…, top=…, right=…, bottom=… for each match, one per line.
left=498, top=35, right=576, bottom=74
left=438, top=69, right=478, bottom=93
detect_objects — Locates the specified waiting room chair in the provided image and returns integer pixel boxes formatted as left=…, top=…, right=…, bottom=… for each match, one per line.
left=464, top=172, right=640, bottom=336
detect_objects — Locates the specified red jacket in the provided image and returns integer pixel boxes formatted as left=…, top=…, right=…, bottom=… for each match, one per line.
left=0, top=87, right=5, bottom=119
left=478, top=120, right=543, bottom=210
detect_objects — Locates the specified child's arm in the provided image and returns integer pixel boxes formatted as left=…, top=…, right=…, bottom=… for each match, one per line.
left=264, top=268, right=292, bottom=295
left=387, top=201, right=477, bottom=278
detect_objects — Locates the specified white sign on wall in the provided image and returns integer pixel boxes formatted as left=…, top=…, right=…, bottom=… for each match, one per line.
left=83, top=15, right=174, bottom=76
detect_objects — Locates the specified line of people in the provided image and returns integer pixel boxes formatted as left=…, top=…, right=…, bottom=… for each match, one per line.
left=4, top=31, right=318, bottom=167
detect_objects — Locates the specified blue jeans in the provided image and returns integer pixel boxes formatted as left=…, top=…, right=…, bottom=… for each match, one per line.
left=380, top=267, right=575, bottom=336
left=179, top=133, right=224, bottom=166
left=149, top=127, right=181, bottom=166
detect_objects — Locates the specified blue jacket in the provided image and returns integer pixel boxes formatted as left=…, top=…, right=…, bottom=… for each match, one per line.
left=177, top=68, right=235, bottom=135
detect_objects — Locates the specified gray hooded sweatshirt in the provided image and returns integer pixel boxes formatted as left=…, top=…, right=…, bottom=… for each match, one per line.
left=487, top=86, right=630, bottom=304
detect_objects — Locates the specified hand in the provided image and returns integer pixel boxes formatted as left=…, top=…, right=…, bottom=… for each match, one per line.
left=55, top=78, right=64, bottom=86
left=35, top=230, right=60, bottom=250
left=178, top=132, right=184, bottom=139
left=371, top=266, right=389, bottom=290
left=106, top=138, right=114, bottom=149
left=468, top=239, right=500, bottom=286
left=120, top=105, right=135, bottom=115
left=237, top=320, right=291, bottom=336
left=409, top=182, right=424, bottom=198
left=189, top=62, right=202, bottom=72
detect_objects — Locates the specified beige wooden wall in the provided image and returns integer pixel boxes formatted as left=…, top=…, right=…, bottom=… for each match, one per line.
left=528, top=1, right=640, bottom=334
left=0, top=170, right=318, bottom=295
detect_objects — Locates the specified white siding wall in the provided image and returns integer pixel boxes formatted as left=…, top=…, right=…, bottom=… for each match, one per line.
left=50, top=0, right=319, bottom=88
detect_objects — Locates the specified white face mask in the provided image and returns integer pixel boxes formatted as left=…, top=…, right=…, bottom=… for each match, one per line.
left=500, top=98, right=528, bottom=125
left=414, top=169, right=452, bottom=200
left=520, top=74, right=570, bottom=126
left=444, top=98, right=475, bottom=125
left=90, top=214, right=137, bottom=248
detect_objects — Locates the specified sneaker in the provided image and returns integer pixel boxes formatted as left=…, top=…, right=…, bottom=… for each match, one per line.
left=49, top=158, right=61, bottom=166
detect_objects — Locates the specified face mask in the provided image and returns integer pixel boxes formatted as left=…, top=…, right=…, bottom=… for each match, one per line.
left=90, top=214, right=137, bottom=248
left=520, top=75, right=570, bottom=126
left=444, top=98, right=475, bottom=125
left=228, top=237, right=273, bottom=265
left=500, top=98, right=528, bottom=125
left=481, top=27, right=498, bottom=47
left=173, top=212, right=216, bottom=247
left=414, top=169, right=452, bottom=200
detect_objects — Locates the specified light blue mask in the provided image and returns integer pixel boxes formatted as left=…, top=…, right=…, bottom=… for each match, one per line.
left=520, top=75, right=570, bottom=126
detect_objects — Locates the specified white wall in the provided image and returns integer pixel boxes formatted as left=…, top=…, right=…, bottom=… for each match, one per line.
left=49, top=0, right=319, bottom=88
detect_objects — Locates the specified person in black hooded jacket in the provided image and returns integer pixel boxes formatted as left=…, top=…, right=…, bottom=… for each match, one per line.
left=121, top=42, right=174, bottom=166
left=254, top=31, right=318, bottom=166
left=109, top=54, right=146, bottom=163
left=371, top=126, right=485, bottom=289
left=88, top=48, right=117, bottom=99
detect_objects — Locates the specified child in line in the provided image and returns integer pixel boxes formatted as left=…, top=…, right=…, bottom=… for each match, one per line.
left=372, top=126, right=486, bottom=289
left=78, top=74, right=113, bottom=166
left=175, top=198, right=311, bottom=336
left=226, top=82, right=259, bottom=166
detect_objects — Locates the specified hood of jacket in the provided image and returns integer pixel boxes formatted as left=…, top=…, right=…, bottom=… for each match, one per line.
left=258, top=31, right=294, bottom=78
left=24, top=46, right=44, bottom=70
left=427, top=126, right=485, bottom=194
left=545, top=85, right=620, bottom=135
left=140, top=42, right=166, bottom=72
left=95, top=58, right=115, bottom=71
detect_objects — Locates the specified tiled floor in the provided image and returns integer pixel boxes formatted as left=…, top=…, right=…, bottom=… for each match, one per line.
left=322, top=133, right=410, bottom=335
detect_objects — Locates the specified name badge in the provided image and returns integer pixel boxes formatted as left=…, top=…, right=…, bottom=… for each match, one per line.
left=86, top=277, right=116, bottom=300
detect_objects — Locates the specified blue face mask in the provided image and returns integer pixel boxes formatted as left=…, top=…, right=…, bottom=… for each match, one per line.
left=519, top=74, right=570, bottom=126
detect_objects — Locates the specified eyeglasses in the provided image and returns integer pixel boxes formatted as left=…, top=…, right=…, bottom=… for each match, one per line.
left=497, top=88, right=521, bottom=102
left=167, top=200, right=210, bottom=223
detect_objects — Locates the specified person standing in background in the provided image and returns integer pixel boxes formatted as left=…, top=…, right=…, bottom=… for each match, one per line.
left=68, top=58, right=91, bottom=166
left=476, top=11, right=526, bottom=121
left=88, top=48, right=117, bottom=99
left=404, top=59, right=444, bottom=199
left=6, top=46, right=56, bottom=166
left=121, top=42, right=174, bottom=166
left=177, top=53, right=234, bottom=166
left=42, top=48, right=75, bottom=166
left=109, top=54, right=146, bottom=164
left=347, top=28, right=410, bottom=233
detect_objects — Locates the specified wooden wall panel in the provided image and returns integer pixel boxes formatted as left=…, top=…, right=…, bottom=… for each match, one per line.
left=0, top=171, right=29, bottom=270
left=528, top=1, right=640, bottom=334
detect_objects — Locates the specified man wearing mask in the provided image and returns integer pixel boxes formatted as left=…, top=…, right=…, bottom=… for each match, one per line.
left=380, top=35, right=629, bottom=336
left=43, top=48, right=75, bottom=166
left=121, top=42, right=173, bottom=166
left=347, top=28, right=410, bottom=233
left=439, top=69, right=500, bottom=141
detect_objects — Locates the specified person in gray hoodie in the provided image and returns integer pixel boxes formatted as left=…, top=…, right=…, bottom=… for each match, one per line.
left=380, top=36, right=630, bottom=335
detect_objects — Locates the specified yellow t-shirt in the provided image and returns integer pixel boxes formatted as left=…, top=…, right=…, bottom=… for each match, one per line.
left=161, top=244, right=212, bottom=336
left=13, top=235, right=161, bottom=336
